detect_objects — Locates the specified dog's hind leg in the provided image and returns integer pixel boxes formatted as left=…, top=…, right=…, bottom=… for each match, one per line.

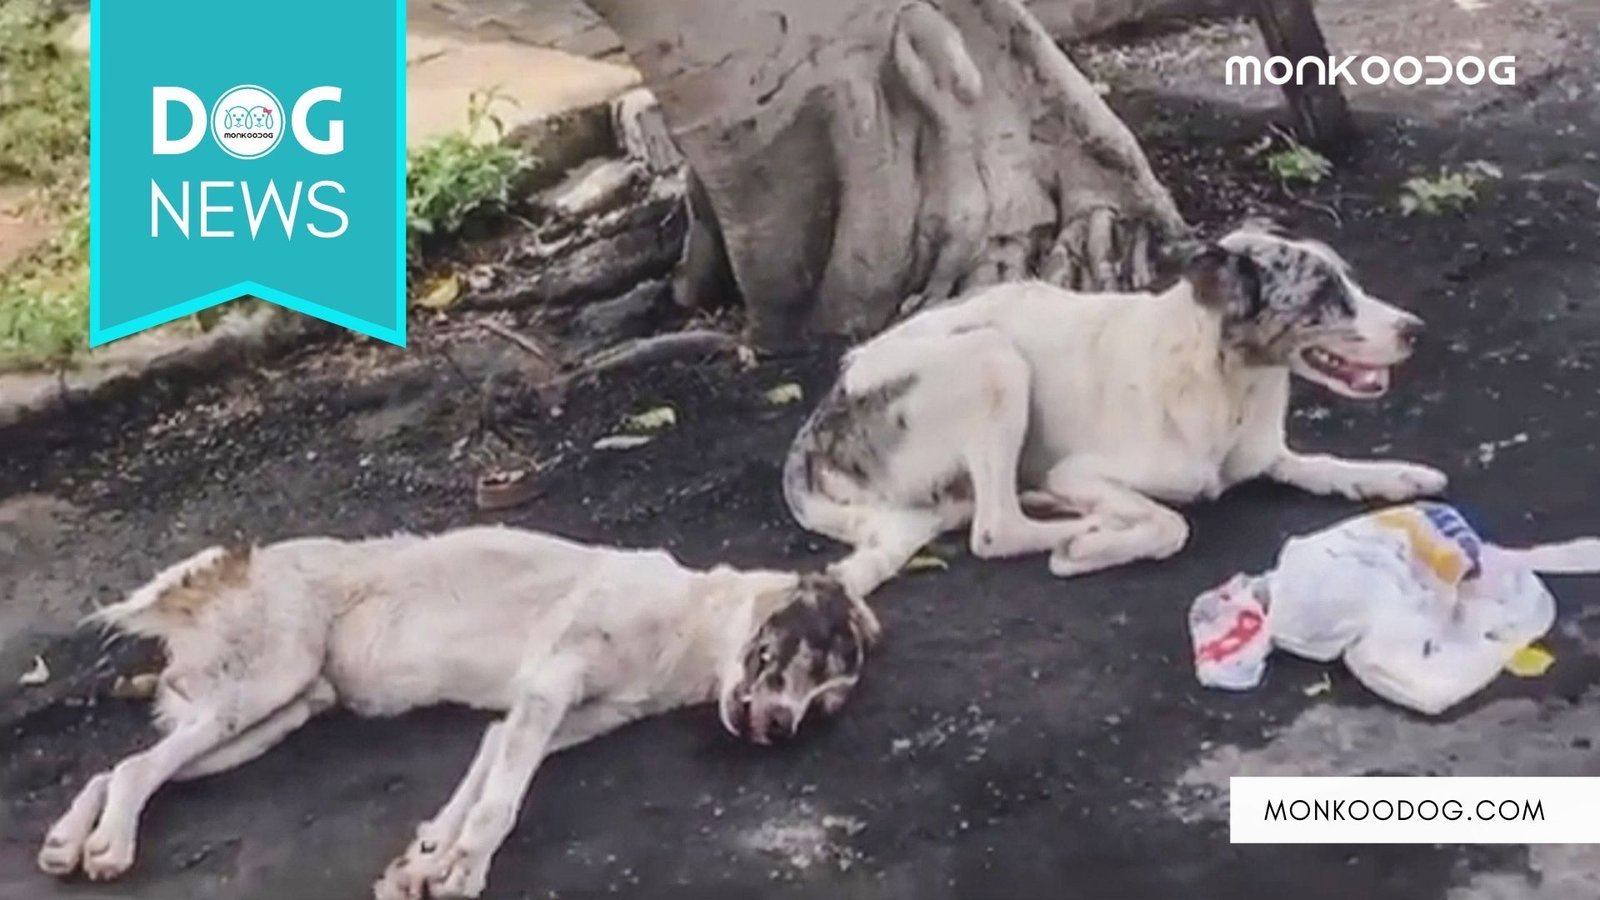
left=796, top=326, right=1087, bottom=572
left=1040, top=466, right=1189, bottom=577
left=930, top=330, right=1099, bottom=560
left=40, top=667, right=318, bottom=880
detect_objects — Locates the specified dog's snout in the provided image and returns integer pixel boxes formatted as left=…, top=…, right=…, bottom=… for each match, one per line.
left=1395, top=315, right=1424, bottom=349
left=722, top=694, right=751, bottom=739
left=764, top=705, right=797, bottom=742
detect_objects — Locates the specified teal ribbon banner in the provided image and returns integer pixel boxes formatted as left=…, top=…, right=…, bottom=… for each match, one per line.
left=91, top=0, right=406, bottom=346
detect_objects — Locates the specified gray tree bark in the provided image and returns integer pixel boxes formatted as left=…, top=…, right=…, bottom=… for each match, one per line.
left=586, top=0, right=1190, bottom=348
left=1030, top=0, right=1239, bottom=40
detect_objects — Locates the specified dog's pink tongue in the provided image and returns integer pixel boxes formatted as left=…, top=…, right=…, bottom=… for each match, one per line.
left=1352, top=366, right=1389, bottom=392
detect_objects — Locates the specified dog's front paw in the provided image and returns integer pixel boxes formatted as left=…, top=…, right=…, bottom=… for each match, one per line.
left=427, top=846, right=490, bottom=899
left=373, top=830, right=454, bottom=900
left=37, top=832, right=86, bottom=877
left=80, top=830, right=136, bottom=881
left=1346, top=462, right=1448, bottom=502
left=373, top=854, right=434, bottom=900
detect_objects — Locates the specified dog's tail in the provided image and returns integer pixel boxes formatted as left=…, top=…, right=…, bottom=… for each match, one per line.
left=87, top=544, right=254, bottom=639
left=1493, top=538, right=1600, bottom=575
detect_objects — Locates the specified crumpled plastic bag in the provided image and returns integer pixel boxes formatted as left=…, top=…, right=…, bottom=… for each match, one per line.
left=1189, top=502, right=1600, bottom=715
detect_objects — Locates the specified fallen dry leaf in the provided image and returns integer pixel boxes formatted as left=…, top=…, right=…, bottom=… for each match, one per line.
left=764, top=382, right=804, bottom=406
left=414, top=272, right=462, bottom=310
left=594, top=434, right=654, bottom=451
left=19, top=655, right=49, bottom=686
left=903, top=553, right=949, bottom=573
left=1302, top=673, right=1333, bottom=697
left=623, top=406, right=677, bottom=431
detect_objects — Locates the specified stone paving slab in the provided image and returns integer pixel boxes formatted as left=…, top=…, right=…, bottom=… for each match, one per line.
left=406, top=33, right=640, bottom=147
left=408, top=0, right=623, bottom=59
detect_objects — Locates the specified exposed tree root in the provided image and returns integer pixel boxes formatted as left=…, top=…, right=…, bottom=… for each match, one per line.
left=588, top=0, right=1190, bottom=347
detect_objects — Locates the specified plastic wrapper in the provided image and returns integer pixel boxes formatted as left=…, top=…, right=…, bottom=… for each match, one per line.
left=1189, top=503, right=1600, bottom=715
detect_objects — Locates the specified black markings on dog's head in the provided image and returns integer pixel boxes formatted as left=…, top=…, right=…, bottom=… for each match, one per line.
left=1185, top=225, right=1364, bottom=364
left=729, top=573, right=878, bottom=744
left=1186, top=243, right=1264, bottom=319
left=745, top=574, right=875, bottom=680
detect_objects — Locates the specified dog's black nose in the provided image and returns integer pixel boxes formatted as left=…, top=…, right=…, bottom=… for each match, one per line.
left=1398, top=316, right=1425, bottom=348
left=765, top=706, right=796, bottom=742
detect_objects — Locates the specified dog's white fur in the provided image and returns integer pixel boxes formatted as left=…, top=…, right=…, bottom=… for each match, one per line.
left=38, top=527, right=876, bottom=898
left=786, top=227, right=1448, bottom=596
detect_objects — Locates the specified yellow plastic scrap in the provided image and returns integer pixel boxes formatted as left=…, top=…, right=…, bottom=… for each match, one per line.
left=1505, top=644, right=1555, bottom=678
left=1371, top=508, right=1472, bottom=585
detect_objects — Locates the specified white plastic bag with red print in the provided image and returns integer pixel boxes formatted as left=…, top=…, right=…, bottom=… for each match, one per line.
left=1188, top=502, right=1600, bottom=715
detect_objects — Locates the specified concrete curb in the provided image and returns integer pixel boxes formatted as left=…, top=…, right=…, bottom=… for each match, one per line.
left=0, top=308, right=316, bottom=430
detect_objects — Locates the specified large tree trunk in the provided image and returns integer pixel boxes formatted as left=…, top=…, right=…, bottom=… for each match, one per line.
left=1030, top=0, right=1240, bottom=40
left=585, top=0, right=1190, bottom=348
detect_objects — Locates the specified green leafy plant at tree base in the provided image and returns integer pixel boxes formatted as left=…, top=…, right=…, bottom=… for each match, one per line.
left=1250, top=130, right=1334, bottom=187
left=1265, top=143, right=1333, bottom=186
left=1398, top=161, right=1502, bottom=216
left=406, top=87, right=536, bottom=274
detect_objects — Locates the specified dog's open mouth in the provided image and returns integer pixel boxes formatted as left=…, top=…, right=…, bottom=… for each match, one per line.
left=1301, top=347, right=1391, bottom=397
left=720, top=691, right=752, bottom=739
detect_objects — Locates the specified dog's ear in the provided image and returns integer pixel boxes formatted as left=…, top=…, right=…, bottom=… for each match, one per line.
left=1185, top=243, right=1262, bottom=316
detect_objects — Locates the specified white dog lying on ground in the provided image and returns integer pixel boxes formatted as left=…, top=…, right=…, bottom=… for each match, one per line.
left=37, top=526, right=879, bottom=899
left=784, top=222, right=1448, bottom=597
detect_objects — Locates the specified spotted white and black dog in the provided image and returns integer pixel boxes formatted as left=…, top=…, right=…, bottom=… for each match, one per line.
left=784, top=222, right=1448, bottom=596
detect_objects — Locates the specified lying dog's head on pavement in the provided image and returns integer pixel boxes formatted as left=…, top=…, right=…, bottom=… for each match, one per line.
left=718, top=573, right=880, bottom=745
left=1186, top=221, right=1424, bottom=399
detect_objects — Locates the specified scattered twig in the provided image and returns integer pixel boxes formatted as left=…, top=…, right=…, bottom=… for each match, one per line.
left=479, top=320, right=557, bottom=364
left=517, top=329, right=741, bottom=416
left=429, top=342, right=529, bottom=454
left=568, top=329, right=739, bottom=381
left=1295, top=198, right=1343, bottom=226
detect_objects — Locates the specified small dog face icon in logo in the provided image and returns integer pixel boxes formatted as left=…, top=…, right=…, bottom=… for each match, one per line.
left=209, top=85, right=285, bottom=159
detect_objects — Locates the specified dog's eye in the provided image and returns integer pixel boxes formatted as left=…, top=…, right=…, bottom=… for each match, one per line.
left=759, top=647, right=775, bottom=665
